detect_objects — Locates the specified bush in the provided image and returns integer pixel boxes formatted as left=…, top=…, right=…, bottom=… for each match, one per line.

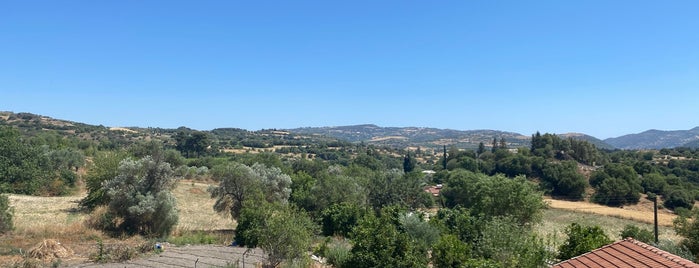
left=324, top=239, right=352, bottom=268
left=619, top=224, right=654, bottom=244
left=102, top=156, right=178, bottom=237
left=664, top=189, right=694, bottom=211
left=0, top=194, right=13, bottom=233
left=592, top=177, right=641, bottom=206
left=432, top=234, right=471, bottom=268
left=320, top=202, right=364, bottom=237
left=557, top=223, right=611, bottom=260
left=540, top=161, right=587, bottom=200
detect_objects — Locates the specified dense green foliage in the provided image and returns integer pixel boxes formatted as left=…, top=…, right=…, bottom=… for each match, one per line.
left=540, top=161, right=587, bottom=200
left=0, top=126, right=81, bottom=195
left=346, top=206, right=430, bottom=268
left=441, top=170, right=546, bottom=225
left=557, top=223, right=612, bottom=260
left=81, top=151, right=129, bottom=209
left=674, top=208, right=699, bottom=259
left=236, top=201, right=316, bottom=268
left=619, top=224, right=654, bottom=244
left=9, top=112, right=699, bottom=265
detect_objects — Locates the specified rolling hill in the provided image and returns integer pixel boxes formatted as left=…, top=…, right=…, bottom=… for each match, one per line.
left=604, top=127, right=699, bottom=149
left=24, top=110, right=699, bottom=151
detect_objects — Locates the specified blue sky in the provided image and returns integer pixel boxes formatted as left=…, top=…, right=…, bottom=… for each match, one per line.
left=1, top=1, right=698, bottom=139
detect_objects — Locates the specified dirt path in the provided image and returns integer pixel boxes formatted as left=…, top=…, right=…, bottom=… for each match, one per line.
left=545, top=198, right=676, bottom=226
left=70, top=245, right=266, bottom=268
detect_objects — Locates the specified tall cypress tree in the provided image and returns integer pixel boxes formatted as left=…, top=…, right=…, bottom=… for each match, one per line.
left=443, top=145, right=447, bottom=170
left=477, top=142, right=486, bottom=155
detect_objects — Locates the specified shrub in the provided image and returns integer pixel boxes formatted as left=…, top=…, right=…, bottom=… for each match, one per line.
left=0, top=194, right=13, bottom=233
left=324, top=239, right=352, bottom=268
left=664, top=188, right=694, bottom=211
left=102, top=156, right=178, bottom=237
left=557, top=223, right=611, bottom=260
left=619, top=224, right=654, bottom=244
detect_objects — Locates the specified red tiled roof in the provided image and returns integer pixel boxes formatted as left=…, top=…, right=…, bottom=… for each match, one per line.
left=551, top=238, right=699, bottom=268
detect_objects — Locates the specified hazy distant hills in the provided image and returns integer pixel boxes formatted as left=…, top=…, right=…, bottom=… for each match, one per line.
left=289, top=125, right=699, bottom=150
left=3, top=111, right=698, bottom=150
left=290, top=124, right=560, bottom=150
left=604, top=127, right=699, bottom=149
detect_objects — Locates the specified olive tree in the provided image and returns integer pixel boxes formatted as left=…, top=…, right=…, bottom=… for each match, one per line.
left=236, top=202, right=316, bottom=268
left=209, top=162, right=292, bottom=220
left=102, top=156, right=178, bottom=237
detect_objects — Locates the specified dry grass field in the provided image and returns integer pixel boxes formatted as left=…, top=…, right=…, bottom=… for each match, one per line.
left=171, top=180, right=235, bottom=232
left=536, top=208, right=681, bottom=246
left=0, top=180, right=235, bottom=267
left=545, top=197, right=677, bottom=226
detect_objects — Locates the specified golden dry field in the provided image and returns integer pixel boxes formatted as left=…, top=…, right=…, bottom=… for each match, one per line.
left=0, top=180, right=235, bottom=267
left=545, top=197, right=676, bottom=226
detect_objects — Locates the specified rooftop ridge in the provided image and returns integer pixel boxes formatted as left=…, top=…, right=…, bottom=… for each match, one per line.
left=551, top=238, right=699, bottom=268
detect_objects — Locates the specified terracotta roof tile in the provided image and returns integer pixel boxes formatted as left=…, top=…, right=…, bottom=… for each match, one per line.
left=551, top=238, right=699, bottom=268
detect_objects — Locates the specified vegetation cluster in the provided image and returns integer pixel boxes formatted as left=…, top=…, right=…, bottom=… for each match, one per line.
left=4, top=113, right=699, bottom=267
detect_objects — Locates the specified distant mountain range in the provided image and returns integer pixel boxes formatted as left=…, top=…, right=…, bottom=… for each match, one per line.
left=287, top=125, right=619, bottom=150
left=2, top=111, right=698, bottom=150
left=604, top=127, right=699, bottom=149
left=288, top=125, right=699, bottom=150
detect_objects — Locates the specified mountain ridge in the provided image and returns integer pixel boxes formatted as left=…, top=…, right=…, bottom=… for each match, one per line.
left=4, top=111, right=698, bottom=150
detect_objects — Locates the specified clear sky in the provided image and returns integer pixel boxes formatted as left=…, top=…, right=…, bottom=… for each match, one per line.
left=1, top=1, right=698, bottom=139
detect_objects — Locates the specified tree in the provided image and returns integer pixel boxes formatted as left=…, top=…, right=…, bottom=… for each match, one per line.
left=0, top=194, right=13, bottom=233
left=641, top=173, right=668, bottom=195
left=46, top=148, right=85, bottom=171
left=80, top=151, right=129, bottom=209
left=367, top=169, right=432, bottom=210
left=320, top=202, right=365, bottom=237
left=403, top=153, right=416, bottom=173
left=0, top=126, right=50, bottom=194
left=674, top=208, right=699, bottom=257
left=591, top=163, right=642, bottom=206
left=209, top=163, right=260, bottom=219
left=235, top=202, right=316, bottom=267
left=174, top=130, right=211, bottom=157
left=476, top=216, right=550, bottom=267
left=541, top=161, right=587, bottom=200
left=209, top=162, right=292, bottom=220
left=491, top=137, right=498, bottom=153
left=557, top=223, right=611, bottom=260
left=442, top=171, right=546, bottom=225
left=665, top=188, right=695, bottom=210
left=431, top=234, right=472, bottom=268
left=346, top=207, right=430, bottom=268
left=477, top=142, right=486, bottom=156
left=619, top=224, right=654, bottom=244
left=102, top=156, right=179, bottom=237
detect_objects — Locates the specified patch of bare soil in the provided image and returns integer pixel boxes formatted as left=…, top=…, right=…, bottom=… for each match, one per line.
left=108, top=127, right=137, bottom=133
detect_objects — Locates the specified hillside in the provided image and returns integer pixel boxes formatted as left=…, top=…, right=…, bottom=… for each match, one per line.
left=0, top=111, right=351, bottom=153
left=288, top=124, right=532, bottom=150
left=288, top=125, right=618, bottom=151
left=605, top=127, right=699, bottom=149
